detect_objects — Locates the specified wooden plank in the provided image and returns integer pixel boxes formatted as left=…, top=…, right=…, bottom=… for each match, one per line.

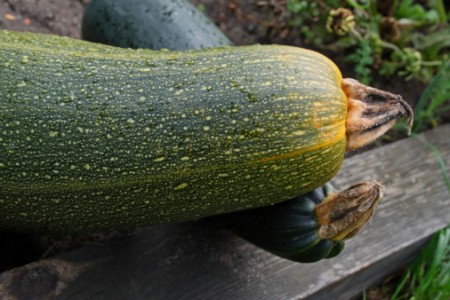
left=1, top=125, right=449, bottom=300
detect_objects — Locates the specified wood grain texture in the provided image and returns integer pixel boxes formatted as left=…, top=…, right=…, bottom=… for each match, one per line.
left=1, top=125, right=449, bottom=300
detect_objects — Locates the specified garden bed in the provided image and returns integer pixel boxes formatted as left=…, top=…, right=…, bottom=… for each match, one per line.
left=1, top=0, right=449, bottom=299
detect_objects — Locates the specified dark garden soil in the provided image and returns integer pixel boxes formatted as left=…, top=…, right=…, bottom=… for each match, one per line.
left=0, top=0, right=441, bottom=298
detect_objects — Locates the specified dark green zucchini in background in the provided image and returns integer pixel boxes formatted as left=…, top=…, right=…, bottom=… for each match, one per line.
left=82, top=0, right=232, bottom=50
left=82, top=0, right=345, bottom=263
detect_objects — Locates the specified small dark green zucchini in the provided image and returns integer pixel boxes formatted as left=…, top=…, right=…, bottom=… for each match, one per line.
left=217, top=183, right=345, bottom=263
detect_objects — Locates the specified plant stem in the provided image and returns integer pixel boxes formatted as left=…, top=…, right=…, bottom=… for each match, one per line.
left=390, top=270, right=411, bottom=300
left=379, top=40, right=402, bottom=53
left=349, top=27, right=363, bottom=41
left=421, top=61, right=443, bottom=67
left=414, top=65, right=446, bottom=117
left=415, top=135, right=450, bottom=192
left=434, top=0, right=448, bottom=24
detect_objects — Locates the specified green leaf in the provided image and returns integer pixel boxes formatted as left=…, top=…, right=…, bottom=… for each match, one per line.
left=346, top=39, right=373, bottom=84
left=395, top=0, right=439, bottom=24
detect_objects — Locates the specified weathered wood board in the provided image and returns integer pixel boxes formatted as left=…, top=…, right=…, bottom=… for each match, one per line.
left=1, top=125, right=449, bottom=300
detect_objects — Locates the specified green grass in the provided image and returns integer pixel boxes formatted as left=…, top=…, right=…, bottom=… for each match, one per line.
left=390, top=226, right=450, bottom=300
left=362, top=53, right=450, bottom=300
left=393, top=128, right=449, bottom=300
left=413, top=61, right=450, bottom=132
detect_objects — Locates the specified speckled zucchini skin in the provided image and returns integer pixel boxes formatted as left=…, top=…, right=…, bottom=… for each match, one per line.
left=0, top=30, right=346, bottom=233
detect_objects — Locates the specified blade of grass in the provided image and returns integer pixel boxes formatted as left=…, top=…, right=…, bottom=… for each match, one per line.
left=415, top=234, right=445, bottom=295
left=433, top=0, right=448, bottom=23
left=413, top=228, right=450, bottom=299
left=415, top=135, right=450, bottom=192
left=391, top=134, right=450, bottom=299
left=390, top=269, right=411, bottom=300
left=413, top=61, right=450, bottom=131
left=394, top=227, right=450, bottom=299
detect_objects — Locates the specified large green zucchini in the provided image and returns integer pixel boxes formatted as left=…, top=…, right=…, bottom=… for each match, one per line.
left=0, top=30, right=412, bottom=233
left=0, top=30, right=345, bottom=232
